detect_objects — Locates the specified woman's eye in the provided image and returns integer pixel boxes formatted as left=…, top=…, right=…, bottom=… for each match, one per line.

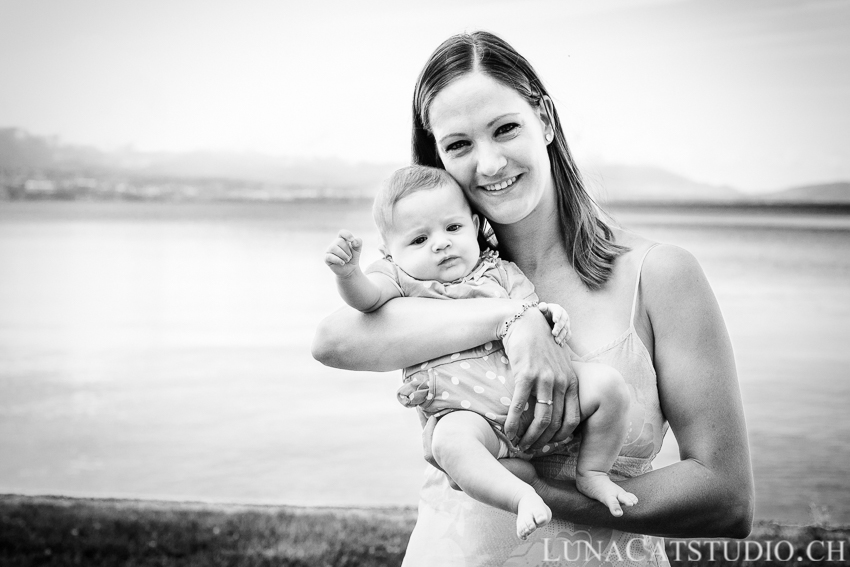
left=410, top=236, right=427, bottom=245
left=445, top=140, right=469, bottom=153
left=446, top=224, right=461, bottom=232
left=495, top=123, right=520, bottom=136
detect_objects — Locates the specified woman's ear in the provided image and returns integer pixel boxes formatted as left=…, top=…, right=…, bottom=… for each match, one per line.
left=538, top=95, right=555, bottom=144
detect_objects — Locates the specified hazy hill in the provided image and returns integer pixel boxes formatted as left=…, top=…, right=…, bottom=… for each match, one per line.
left=0, top=128, right=113, bottom=170
left=110, top=150, right=401, bottom=189
left=759, top=182, right=850, bottom=204
left=0, top=128, right=400, bottom=195
left=0, top=128, right=53, bottom=168
left=583, top=164, right=742, bottom=203
left=3, top=127, right=847, bottom=204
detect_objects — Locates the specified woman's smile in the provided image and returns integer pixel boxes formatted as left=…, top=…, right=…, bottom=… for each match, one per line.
left=480, top=174, right=520, bottom=192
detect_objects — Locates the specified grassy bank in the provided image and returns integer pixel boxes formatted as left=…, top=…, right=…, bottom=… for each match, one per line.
left=0, top=496, right=416, bottom=566
left=1, top=495, right=848, bottom=566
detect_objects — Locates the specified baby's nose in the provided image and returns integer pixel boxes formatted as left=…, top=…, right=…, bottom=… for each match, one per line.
left=432, top=238, right=451, bottom=252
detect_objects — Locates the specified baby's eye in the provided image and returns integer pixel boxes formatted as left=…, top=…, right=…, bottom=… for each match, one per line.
left=495, top=123, right=520, bottom=137
left=410, top=236, right=427, bottom=245
left=446, top=224, right=462, bottom=232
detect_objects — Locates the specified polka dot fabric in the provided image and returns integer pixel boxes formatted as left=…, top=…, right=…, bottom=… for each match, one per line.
left=365, top=247, right=550, bottom=465
left=397, top=341, right=572, bottom=465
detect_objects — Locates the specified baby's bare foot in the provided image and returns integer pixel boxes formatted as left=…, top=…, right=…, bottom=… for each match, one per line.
left=516, top=491, right=551, bottom=540
left=576, top=471, right=638, bottom=517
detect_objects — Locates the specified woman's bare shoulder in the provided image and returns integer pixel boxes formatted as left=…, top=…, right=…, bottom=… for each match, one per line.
left=640, top=244, right=718, bottom=330
left=614, top=229, right=710, bottom=307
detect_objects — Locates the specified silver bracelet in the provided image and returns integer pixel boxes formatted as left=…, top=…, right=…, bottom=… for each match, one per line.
left=497, top=301, right=539, bottom=340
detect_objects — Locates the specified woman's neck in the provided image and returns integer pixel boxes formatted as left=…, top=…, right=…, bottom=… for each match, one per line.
left=492, top=198, right=568, bottom=280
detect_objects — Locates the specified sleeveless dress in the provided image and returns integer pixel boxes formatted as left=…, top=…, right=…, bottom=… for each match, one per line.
left=402, top=245, right=671, bottom=567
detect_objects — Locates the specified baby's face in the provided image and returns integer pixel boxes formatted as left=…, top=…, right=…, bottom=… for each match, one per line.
left=386, top=182, right=481, bottom=282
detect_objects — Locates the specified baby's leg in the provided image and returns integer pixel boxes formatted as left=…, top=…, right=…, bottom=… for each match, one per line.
left=572, top=362, right=639, bottom=516
left=431, top=411, right=552, bottom=540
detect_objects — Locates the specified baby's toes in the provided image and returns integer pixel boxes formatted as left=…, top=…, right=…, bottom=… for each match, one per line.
left=534, top=506, right=552, bottom=528
left=516, top=496, right=551, bottom=540
left=517, top=518, right=536, bottom=540
left=604, top=496, right=624, bottom=517
left=618, top=491, right=639, bottom=507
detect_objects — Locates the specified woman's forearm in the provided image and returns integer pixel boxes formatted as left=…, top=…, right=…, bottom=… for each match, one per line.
left=538, top=458, right=753, bottom=538
left=312, top=297, right=523, bottom=371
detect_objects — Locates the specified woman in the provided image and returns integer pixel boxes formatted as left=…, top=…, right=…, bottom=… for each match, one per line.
left=313, top=31, right=753, bottom=565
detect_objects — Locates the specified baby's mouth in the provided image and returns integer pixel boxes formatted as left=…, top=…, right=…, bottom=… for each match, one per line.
left=439, top=256, right=459, bottom=266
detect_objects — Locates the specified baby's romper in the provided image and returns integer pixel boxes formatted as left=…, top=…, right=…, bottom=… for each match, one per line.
left=366, top=249, right=568, bottom=468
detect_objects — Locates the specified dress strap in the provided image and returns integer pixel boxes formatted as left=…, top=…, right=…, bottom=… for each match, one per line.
left=629, top=243, right=661, bottom=326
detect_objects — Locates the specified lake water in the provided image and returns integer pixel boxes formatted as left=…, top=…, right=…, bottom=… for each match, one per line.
left=1, top=200, right=848, bottom=525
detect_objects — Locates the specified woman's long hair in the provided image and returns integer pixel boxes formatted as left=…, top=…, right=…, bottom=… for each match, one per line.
left=411, top=31, right=626, bottom=289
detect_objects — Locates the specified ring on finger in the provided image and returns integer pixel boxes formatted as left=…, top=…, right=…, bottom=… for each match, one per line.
left=536, top=399, right=553, bottom=406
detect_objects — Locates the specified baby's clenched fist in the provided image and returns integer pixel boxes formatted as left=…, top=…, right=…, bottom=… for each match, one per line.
left=325, top=229, right=363, bottom=277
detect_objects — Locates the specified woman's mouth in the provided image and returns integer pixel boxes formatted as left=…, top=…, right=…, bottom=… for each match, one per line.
left=480, top=175, right=519, bottom=192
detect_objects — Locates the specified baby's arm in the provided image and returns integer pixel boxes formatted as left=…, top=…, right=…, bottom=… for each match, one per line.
left=324, top=229, right=401, bottom=312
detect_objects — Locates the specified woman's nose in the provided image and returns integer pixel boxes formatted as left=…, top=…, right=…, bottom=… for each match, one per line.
left=476, top=141, right=507, bottom=178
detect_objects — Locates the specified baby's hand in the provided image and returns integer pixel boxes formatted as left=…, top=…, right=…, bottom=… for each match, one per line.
left=324, top=229, right=362, bottom=277
left=538, top=302, right=571, bottom=346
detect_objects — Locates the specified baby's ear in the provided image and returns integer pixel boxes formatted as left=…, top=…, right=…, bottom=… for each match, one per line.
left=472, top=213, right=480, bottom=233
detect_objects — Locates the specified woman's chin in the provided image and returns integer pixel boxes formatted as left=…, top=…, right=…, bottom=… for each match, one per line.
left=470, top=185, right=545, bottom=226
left=482, top=205, right=536, bottom=227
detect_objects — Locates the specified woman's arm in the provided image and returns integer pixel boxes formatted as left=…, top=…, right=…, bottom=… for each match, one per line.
left=312, top=298, right=520, bottom=371
left=312, top=298, right=581, bottom=446
left=511, top=245, right=754, bottom=538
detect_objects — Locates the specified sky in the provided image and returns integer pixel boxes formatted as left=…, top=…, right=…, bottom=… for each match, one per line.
left=0, top=0, right=848, bottom=192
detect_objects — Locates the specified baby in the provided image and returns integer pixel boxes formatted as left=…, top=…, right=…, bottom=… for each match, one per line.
left=324, top=165, right=637, bottom=539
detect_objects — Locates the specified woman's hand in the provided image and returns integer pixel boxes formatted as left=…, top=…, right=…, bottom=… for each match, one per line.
left=501, top=307, right=580, bottom=452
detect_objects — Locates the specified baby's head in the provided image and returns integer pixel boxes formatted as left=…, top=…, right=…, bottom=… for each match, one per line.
left=373, top=166, right=481, bottom=283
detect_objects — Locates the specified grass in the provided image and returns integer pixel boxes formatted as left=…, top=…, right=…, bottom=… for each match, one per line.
left=0, top=495, right=416, bottom=566
left=1, top=495, right=847, bottom=566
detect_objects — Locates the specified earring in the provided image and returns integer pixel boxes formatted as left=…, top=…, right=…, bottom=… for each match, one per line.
left=546, top=132, right=553, bottom=142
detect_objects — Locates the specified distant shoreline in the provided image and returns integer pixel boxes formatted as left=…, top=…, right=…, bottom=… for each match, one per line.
left=607, top=201, right=850, bottom=215
left=2, top=198, right=848, bottom=234
left=3, top=195, right=849, bottom=213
